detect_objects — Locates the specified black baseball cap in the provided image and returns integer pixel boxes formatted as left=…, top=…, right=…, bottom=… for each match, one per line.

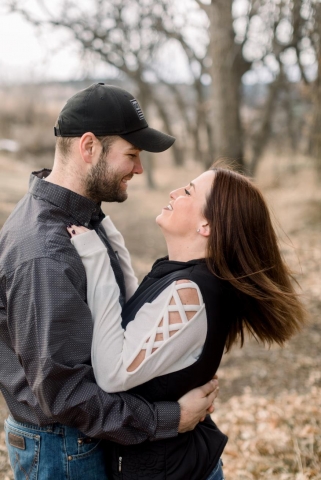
left=54, top=83, right=175, bottom=153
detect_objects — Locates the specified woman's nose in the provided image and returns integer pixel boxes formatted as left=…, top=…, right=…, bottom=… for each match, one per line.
left=170, top=187, right=183, bottom=199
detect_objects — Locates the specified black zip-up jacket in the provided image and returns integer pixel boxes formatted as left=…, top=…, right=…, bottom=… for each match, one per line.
left=108, top=257, right=237, bottom=480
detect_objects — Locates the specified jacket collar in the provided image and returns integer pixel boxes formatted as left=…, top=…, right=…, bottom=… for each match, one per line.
left=149, top=256, right=206, bottom=279
left=29, top=169, right=105, bottom=227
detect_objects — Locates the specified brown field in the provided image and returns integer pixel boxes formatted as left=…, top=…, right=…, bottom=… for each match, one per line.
left=0, top=149, right=320, bottom=479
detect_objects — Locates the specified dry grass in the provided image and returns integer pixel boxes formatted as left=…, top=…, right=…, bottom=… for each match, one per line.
left=0, top=149, right=320, bottom=479
left=216, top=387, right=321, bottom=479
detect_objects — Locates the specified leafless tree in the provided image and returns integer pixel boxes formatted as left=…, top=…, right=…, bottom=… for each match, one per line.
left=196, top=0, right=320, bottom=174
left=304, top=0, right=321, bottom=174
left=5, top=0, right=212, bottom=186
left=4, top=0, right=320, bottom=179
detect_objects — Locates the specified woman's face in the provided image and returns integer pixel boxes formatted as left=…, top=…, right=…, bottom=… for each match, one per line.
left=156, top=170, right=215, bottom=236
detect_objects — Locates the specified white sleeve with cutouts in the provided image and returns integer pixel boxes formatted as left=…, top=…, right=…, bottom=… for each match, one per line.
left=71, top=230, right=207, bottom=393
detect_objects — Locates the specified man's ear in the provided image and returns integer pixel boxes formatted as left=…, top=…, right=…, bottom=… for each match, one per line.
left=198, top=222, right=210, bottom=237
left=79, top=133, right=100, bottom=165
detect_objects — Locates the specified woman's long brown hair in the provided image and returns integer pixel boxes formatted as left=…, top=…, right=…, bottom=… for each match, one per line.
left=203, top=166, right=307, bottom=351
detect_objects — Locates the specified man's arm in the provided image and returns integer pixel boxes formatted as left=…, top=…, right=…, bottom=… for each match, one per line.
left=7, top=256, right=179, bottom=442
left=6, top=257, right=218, bottom=442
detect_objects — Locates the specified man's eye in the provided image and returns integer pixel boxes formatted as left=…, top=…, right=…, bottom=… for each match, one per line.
left=184, top=188, right=191, bottom=195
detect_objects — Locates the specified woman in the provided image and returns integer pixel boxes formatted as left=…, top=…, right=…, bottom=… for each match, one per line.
left=68, top=167, right=306, bottom=480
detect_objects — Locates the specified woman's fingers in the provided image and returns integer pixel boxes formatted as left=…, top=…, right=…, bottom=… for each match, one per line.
left=67, top=225, right=89, bottom=237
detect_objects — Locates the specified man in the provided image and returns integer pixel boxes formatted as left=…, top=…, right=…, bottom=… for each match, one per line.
left=0, top=83, right=218, bottom=479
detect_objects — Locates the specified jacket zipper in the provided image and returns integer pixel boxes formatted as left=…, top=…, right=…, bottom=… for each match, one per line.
left=118, top=456, right=122, bottom=473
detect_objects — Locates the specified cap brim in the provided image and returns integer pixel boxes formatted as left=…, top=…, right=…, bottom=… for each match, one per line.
left=119, top=127, right=175, bottom=153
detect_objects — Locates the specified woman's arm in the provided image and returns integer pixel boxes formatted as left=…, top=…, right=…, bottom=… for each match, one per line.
left=70, top=228, right=207, bottom=393
left=100, top=216, right=138, bottom=300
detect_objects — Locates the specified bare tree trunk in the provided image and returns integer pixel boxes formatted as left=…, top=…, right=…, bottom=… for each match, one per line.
left=152, top=95, right=185, bottom=166
left=139, top=87, right=156, bottom=189
left=311, top=75, right=321, bottom=176
left=194, top=79, right=216, bottom=166
left=142, top=151, right=156, bottom=189
left=249, top=74, right=282, bottom=175
left=310, top=33, right=321, bottom=176
left=208, top=0, right=244, bottom=167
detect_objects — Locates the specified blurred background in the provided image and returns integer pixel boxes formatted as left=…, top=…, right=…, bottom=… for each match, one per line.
left=0, top=0, right=320, bottom=478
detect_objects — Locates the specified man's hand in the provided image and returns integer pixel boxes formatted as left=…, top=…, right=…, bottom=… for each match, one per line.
left=177, top=376, right=219, bottom=433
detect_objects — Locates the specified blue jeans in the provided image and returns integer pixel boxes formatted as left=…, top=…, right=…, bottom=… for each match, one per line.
left=206, top=459, right=225, bottom=480
left=4, top=416, right=109, bottom=479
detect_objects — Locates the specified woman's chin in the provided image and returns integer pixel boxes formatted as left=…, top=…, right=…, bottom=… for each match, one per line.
left=156, top=215, right=170, bottom=236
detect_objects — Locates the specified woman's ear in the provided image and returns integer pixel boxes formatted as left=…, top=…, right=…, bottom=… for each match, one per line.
left=79, top=133, right=99, bottom=165
left=198, top=222, right=210, bottom=237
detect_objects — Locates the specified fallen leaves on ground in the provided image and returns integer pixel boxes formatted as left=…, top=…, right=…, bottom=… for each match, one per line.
left=215, top=387, right=321, bottom=479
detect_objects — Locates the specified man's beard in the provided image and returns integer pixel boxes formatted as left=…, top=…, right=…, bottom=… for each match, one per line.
left=84, top=153, right=129, bottom=203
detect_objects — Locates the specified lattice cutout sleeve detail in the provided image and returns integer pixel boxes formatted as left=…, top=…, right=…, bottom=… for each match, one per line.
left=127, top=280, right=202, bottom=372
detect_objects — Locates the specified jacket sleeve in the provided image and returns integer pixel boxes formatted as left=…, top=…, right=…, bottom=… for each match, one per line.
left=6, top=256, right=180, bottom=443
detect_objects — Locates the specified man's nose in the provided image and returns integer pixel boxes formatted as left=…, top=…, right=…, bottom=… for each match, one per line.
left=133, top=157, right=143, bottom=175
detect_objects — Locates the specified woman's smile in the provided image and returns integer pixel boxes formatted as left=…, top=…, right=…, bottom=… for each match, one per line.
left=163, top=203, right=173, bottom=211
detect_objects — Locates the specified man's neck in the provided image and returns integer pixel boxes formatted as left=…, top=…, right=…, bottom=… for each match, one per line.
left=45, top=163, right=86, bottom=198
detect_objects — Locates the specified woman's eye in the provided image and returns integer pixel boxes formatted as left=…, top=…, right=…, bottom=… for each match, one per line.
left=184, top=188, right=191, bottom=196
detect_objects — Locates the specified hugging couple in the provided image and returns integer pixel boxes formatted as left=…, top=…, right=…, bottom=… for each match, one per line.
left=0, top=83, right=305, bottom=480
